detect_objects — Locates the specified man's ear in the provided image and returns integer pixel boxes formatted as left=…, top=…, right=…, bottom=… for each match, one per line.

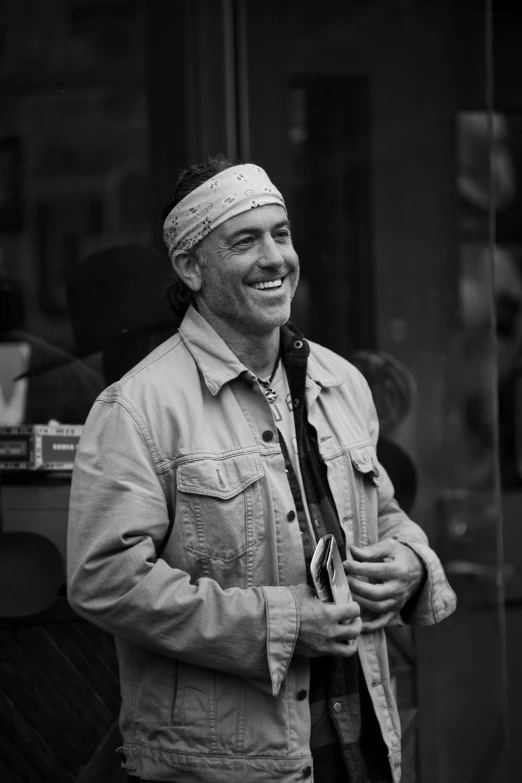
left=171, top=252, right=203, bottom=292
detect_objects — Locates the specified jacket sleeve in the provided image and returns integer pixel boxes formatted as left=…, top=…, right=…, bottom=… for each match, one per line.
left=67, top=394, right=298, bottom=697
left=359, top=374, right=457, bottom=626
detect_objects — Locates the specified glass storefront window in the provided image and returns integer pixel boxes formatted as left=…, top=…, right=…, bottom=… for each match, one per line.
left=0, top=0, right=165, bottom=429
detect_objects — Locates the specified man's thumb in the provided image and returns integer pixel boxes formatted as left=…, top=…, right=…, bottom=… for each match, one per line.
left=350, top=543, right=383, bottom=562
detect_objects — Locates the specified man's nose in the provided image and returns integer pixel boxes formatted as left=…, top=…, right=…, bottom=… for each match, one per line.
left=259, top=235, right=285, bottom=266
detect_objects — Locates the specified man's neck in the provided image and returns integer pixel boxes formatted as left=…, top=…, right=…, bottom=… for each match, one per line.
left=221, top=328, right=281, bottom=381
left=196, top=307, right=281, bottom=379
left=237, top=336, right=281, bottom=381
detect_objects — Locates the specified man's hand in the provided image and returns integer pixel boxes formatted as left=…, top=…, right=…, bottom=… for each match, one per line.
left=344, top=538, right=426, bottom=632
left=293, top=584, right=362, bottom=658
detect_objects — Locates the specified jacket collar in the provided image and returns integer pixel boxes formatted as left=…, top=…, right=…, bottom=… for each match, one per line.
left=178, top=306, right=247, bottom=395
left=280, top=323, right=342, bottom=390
left=306, top=353, right=343, bottom=390
left=178, top=305, right=343, bottom=395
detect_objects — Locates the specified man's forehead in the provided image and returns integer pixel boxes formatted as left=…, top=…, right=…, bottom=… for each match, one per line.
left=218, top=204, right=289, bottom=238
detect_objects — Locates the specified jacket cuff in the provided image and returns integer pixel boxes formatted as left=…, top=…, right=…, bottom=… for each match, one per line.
left=261, top=585, right=300, bottom=696
left=396, top=540, right=457, bottom=625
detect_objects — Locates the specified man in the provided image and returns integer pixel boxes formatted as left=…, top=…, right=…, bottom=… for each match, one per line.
left=67, top=155, right=456, bottom=783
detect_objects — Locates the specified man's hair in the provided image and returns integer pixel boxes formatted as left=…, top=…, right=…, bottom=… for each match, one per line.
left=163, top=153, right=237, bottom=319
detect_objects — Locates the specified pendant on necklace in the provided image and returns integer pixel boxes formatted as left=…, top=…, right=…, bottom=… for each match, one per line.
left=257, top=352, right=280, bottom=404
left=263, top=386, right=278, bottom=404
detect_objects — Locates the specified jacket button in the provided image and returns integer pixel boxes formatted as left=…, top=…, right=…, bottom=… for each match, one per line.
left=287, top=510, right=296, bottom=521
left=333, top=702, right=342, bottom=713
left=297, top=689, right=307, bottom=700
left=293, top=398, right=300, bottom=408
left=293, top=340, right=304, bottom=350
left=262, top=430, right=274, bottom=442
left=303, top=766, right=312, bottom=778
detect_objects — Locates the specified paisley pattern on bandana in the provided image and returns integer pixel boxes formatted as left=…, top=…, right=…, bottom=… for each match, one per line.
left=163, top=164, right=286, bottom=261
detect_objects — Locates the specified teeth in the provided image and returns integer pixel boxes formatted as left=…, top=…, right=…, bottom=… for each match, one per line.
left=251, top=279, right=283, bottom=290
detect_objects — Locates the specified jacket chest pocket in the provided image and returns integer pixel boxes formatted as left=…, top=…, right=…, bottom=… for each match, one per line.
left=176, top=452, right=265, bottom=562
left=347, top=444, right=380, bottom=547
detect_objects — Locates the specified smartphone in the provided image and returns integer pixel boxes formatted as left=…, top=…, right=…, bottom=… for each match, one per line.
left=310, top=534, right=356, bottom=649
left=310, top=534, right=351, bottom=605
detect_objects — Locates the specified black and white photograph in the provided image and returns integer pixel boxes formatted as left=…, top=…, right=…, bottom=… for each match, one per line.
left=0, top=2, right=519, bottom=782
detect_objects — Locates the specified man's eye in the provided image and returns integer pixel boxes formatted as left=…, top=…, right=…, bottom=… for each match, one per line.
left=275, top=230, right=291, bottom=241
left=235, top=236, right=254, bottom=247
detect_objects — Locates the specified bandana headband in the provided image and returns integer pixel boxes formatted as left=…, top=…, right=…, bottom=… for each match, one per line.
left=163, top=163, right=286, bottom=261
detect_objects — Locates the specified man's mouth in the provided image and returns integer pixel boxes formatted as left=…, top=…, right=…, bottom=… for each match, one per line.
left=249, top=278, right=284, bottom=290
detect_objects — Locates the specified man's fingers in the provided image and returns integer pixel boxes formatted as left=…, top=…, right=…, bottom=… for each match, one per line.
left=337, top=615, right=363, bottom=638
left=351, top=593, right=398, bottom=615
left=332, top=615, right=363, bottom=645
left=348, top=576, right=400, bottom=602
left=361, top=611, right=397, bottom=632
left=331, top=640, right=360, bottom=657
left=344, top=559, right=396, bottom=581
left=328, top=599, right=361, bottom=623
left=350, top=540, right=395, bottom=562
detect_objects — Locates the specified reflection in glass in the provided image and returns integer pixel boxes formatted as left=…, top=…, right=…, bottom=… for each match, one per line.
left=0, top=0, right=152, bottom=426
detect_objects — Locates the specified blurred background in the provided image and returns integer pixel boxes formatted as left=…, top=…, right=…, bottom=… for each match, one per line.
left=0, top=1, right=521, bottom=781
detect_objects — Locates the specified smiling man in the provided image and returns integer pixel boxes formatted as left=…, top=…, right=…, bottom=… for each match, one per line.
left=171, top=199, right=300, bottom=373
left=67, top=155, right=456, bottom=783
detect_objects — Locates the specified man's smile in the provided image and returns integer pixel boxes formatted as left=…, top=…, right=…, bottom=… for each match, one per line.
left=249, top=277, right=284, bottom=290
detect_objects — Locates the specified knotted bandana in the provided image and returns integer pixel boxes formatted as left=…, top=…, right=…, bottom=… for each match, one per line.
left=163, top=163, right=286, bottom=262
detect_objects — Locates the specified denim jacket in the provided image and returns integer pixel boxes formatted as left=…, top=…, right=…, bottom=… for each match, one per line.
left=67, top=306, right=456, bottom=783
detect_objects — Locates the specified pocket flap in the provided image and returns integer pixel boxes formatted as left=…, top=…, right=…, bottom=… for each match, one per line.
left=349, top=444, right=380, bottom=482
left=177, top=452, right=264, bottom=499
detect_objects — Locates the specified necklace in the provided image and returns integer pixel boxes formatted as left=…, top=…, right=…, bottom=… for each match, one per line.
left=257, top=353, right=280, bottom=404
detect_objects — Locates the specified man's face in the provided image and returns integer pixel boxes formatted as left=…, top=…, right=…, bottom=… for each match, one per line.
left=194, top=204, right=300, bottom=338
